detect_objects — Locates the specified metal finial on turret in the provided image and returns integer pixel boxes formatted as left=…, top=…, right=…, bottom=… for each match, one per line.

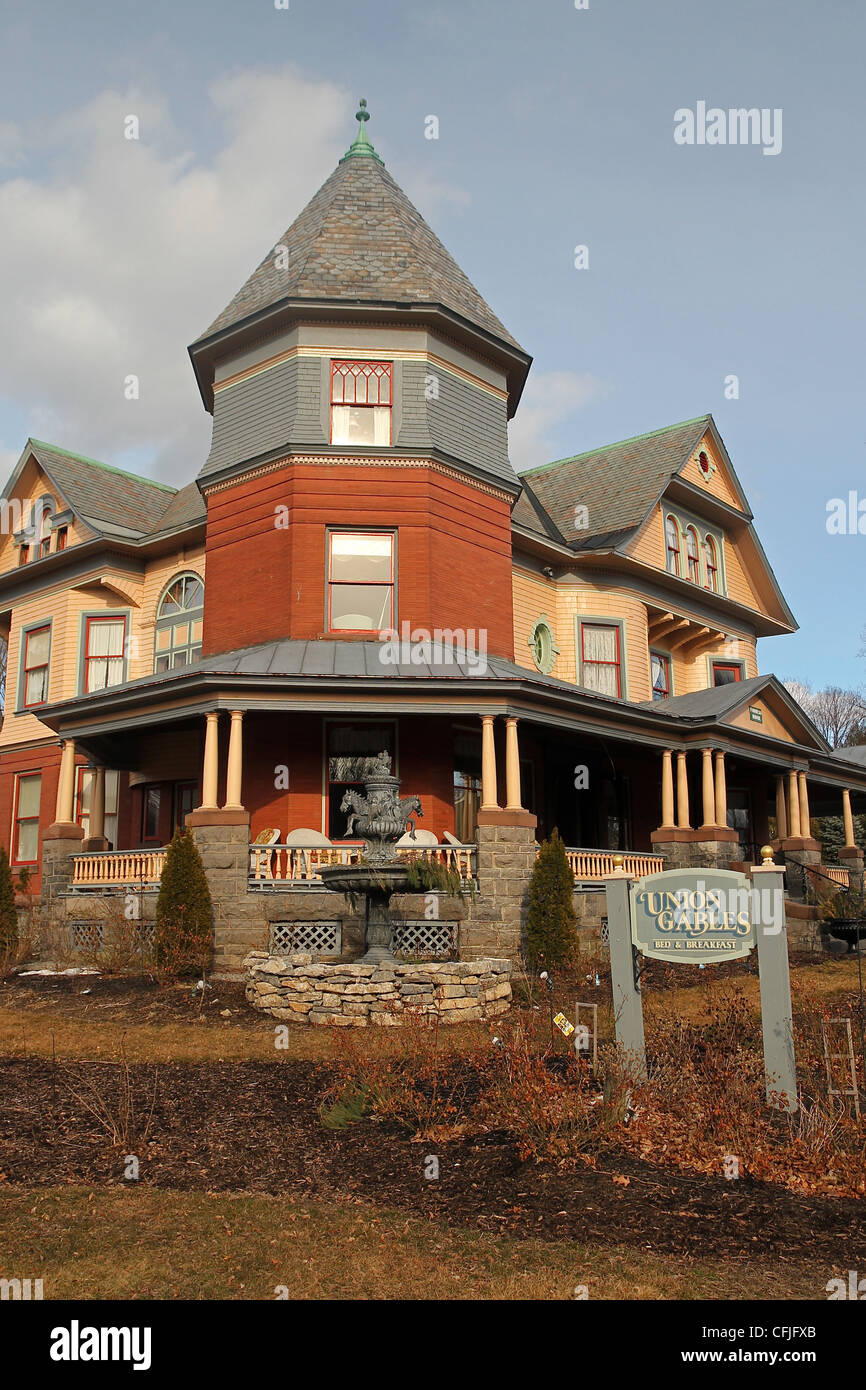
left=340, top=97, right=385, bottom=165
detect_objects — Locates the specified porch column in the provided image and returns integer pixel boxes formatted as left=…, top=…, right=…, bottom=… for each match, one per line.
left=714, top=750, right=727, bottom=829
left=480, top=715, right=498, bottom=811
left=661, top=749, right=675, bottom=827
left=89, top=767, right=106, bottom=842
left=676, top=751, right=690, bottom=828
left=224, top=710, right=245, bottom=810
left=775, top=775, right=788, bottom=840
left=700, top=747, right=715, bottom=830
left=504, top=717, right=523, bottom=811
left=797, top=771, right=811, bottom=841
left=54, top=739, right=77, bottom=825
left=787, top=769, right=801, bottom=838
left=199, top=711, right=220, bottom=810
left=842, top=788, right=856, bottom=848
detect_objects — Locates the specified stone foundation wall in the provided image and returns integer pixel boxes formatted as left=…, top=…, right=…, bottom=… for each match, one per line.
left=244, top=951, right=512, bottom=1027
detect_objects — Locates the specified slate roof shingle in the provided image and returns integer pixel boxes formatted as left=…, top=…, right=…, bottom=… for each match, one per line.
left=520, top=416, right=713, bottom=551
left=198, top=152, right=522, bottom=352
left=15, top=441, right=204, bottom=543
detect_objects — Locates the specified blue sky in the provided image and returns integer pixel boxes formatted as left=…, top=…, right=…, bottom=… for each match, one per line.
left=0, top=0, right=863, bottom=686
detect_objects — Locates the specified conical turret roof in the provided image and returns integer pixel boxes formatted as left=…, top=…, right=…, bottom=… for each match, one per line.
left=199, top=100, right=521, bottom=352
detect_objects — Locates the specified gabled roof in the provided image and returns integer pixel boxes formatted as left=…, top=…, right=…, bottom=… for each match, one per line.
left=520, top=415, right=713, bottom=551
left=2, top=440, right=203, bottom=543
left=195, top=107, right=522, bottom=355
left=639, top=673, right=831, bottom=752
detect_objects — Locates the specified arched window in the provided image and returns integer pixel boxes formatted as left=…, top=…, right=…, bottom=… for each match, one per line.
left=703, top=535, right=718, bottom=592
left=665, top=515, right=681, bottom=575
left=685, top=526, right=700, bottom=583
left=154, top=573, right=204, bottom=672
left=35, top=496, right=54, bottom=558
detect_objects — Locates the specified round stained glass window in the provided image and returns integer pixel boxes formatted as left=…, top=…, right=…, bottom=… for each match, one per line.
left=529, top=619, right=557, bottom=674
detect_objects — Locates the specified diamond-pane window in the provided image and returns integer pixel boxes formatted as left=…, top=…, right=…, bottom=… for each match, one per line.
left=331, top=361, right=392, bottom=445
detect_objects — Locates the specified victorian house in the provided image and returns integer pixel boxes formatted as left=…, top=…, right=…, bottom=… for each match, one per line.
left=1, top=103, right=863, bottom=972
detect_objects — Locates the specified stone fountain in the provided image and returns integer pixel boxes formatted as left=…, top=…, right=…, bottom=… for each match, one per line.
left=318, top=752, right=424, bottom=963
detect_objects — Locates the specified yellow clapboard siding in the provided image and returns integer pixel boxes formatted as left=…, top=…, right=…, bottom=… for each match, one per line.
left=680, top=434, right=744, bottom=511
left=0, top=547, right=206, bottom=752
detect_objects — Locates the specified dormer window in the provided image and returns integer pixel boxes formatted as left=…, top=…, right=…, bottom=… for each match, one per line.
left=330, top=361, right=392, bottom=446
left=56, top=526, right=68, bottom=552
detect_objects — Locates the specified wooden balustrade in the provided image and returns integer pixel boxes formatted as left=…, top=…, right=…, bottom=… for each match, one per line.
left=72, top=849, right=167, bottom=887
left=249, top=842, right=477, bottom=886
left=563, top=848, right=666, bottom=882
left=825, top=866, right=851, bottom=889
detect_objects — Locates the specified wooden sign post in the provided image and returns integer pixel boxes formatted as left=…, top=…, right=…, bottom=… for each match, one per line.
left=603, top=848, right=797, bottom=1112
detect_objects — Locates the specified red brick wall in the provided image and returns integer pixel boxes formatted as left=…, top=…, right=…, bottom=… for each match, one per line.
left=201, top=461, right=514, bottom=661
left=240, top=713, right=458, bottom=844
left=0, top=743, right=66, bottom=895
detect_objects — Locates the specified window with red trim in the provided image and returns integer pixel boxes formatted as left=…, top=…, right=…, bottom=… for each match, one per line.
left=685, top=526, right=700, bottom=583
left=703, top=534, right=718, bottom=591
left=712, top=662, right=742, bottom=687
left=85, top=616, right=126, bottom=692
left=665, top=515, right=681, bottom=576
left=23, top=625, right=50, bottom=707
left=18, top=544, right=29, bottom=566
left=650, top=650, right=671, bottom=700
left=12, top=772, right=41, bottom=863
left=330, top=361, right=392, bottom=446
left=580, top=622, right=622, bottom=698
left=328, top=532, right=394, bottom=632
left=56, top=526, right=68, bottom=552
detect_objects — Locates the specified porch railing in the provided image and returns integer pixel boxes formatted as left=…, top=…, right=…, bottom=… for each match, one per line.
left=823, top=866, right=850, bottom=889
left=249, top=842, right=477, bottom=887
left=563, top=848, right=665, bottom=883
left=72, top=849, right=168, bottom=888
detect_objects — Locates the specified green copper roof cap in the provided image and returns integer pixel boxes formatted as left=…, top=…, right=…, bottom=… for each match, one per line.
left=339, top=98, right=385, bottom=165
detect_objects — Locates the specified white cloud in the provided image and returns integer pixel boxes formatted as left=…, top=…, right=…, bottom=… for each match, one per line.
left=508, top=370, right=603, bottom=473
left=0, top=68, right=349, bottom=486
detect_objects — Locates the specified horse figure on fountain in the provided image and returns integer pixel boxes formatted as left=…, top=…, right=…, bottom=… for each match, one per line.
left=340, top=788, right=424, bottom=842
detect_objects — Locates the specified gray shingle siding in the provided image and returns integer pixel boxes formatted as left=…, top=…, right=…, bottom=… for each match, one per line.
left=202, top=358, right=299, bottom=479
left=199, top=355, right=516, bottom=490
left=423, top=369, right=513, bottom=486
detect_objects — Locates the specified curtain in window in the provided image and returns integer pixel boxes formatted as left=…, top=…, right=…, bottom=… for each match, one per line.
left=15, top=775, right=41, bottom=861
left=87, top=621, right=124, bottom=691
left=582, top=624, right=619, bottom=696
left=25, top=628, right=50, bottom=704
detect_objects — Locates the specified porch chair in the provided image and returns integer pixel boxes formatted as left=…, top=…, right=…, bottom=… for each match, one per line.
left=250, top=827, right=281, bottom=881
left=396, top=827, right=440, bottom=847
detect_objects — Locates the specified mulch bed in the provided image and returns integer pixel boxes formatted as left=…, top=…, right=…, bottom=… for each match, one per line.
left=1, top=1056, right=863, bottom=1264
left=0, top=973, right=268, bottom=1031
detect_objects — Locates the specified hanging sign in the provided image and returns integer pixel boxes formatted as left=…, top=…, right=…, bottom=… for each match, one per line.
left=630, top=868, right=756, bottom=962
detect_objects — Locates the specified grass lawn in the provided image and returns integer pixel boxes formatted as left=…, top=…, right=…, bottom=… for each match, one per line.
left=1, top=955, right=861, bottom=1302
left=1, top=955, right=861, bottom=1064
left=2, top=1186, right=830, bottom=1301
